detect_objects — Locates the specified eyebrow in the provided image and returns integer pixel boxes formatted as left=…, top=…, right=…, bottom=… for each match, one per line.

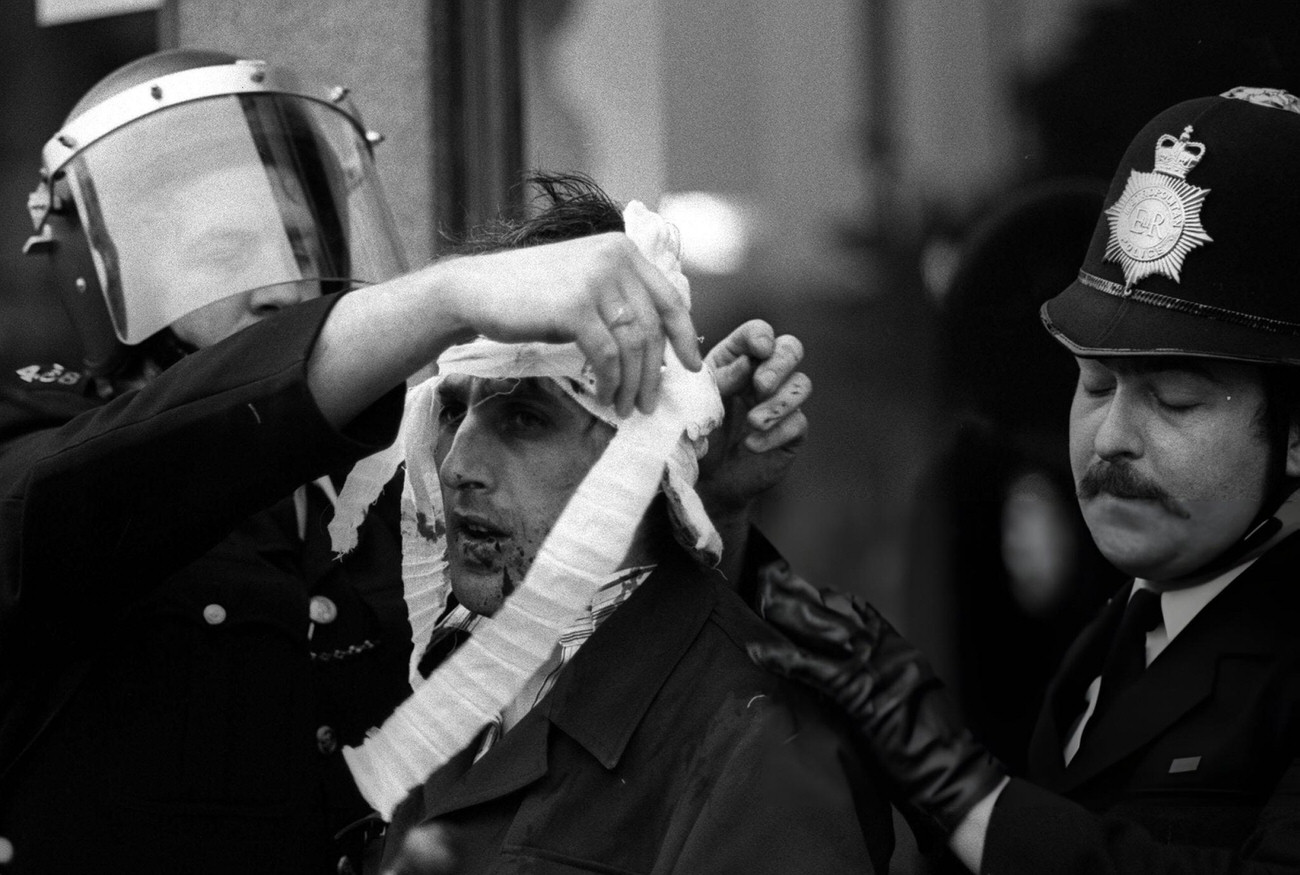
left=1099, top=357, right=1225, bottom=384
left=1138, top=362, right=1221, bottom=383
left=435, top=380, right=468, bottom=404
left=437, top=376, right=561, bottom=405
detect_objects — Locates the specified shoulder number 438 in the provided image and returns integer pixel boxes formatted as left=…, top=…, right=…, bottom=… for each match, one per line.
left=15, top=364, right=81, bottom=385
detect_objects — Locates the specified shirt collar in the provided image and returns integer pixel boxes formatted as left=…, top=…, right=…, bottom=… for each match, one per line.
left=427, top=564, right=657, bottom=662
left=543, top=547, right=718, bottom=769
left=1134, top=571, right=1238, bottom=643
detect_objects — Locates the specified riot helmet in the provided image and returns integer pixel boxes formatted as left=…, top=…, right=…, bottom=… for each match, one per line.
left=25, top=49, right=408, bottom=378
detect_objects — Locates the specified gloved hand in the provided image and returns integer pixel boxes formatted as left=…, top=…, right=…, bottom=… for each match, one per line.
left=749, top=562, right=1005, bottom=837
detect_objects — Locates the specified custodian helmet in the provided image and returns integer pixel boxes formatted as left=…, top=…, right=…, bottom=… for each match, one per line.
left=1042, top=87, right=1300, bottom=365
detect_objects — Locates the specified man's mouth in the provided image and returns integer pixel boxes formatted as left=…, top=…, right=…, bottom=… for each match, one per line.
left=1077, top=464, right=1190, bottom=519
left=451, top=513, right=510, bottom=567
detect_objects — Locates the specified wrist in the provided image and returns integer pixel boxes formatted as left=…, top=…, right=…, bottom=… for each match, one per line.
left=947, top=776, right=1008, bottom=873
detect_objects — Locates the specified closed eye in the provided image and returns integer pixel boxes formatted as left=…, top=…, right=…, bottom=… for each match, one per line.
left=1152, top=392, right=1202, bottom=412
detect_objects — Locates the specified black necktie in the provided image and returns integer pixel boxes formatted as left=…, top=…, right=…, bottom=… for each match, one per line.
left=1089, top=587, right=1164, bottom=726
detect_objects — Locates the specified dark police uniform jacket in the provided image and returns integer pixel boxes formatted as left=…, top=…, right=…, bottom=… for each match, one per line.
left=983, top=531, right=1300, bottom=873
left=0, top=296, right=410, bottom=875
left=381, top=544, right=896, bottom=875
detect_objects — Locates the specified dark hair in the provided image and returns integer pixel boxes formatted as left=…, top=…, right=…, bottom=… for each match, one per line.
left=454, top=172, right=625, bottom=254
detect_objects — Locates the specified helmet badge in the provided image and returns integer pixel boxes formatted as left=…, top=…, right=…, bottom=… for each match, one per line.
left=1103, top=125, right=1213, bottom=288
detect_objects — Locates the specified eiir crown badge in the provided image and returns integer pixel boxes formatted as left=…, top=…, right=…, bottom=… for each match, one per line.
left=1104, top=125, right=1212, bottom=288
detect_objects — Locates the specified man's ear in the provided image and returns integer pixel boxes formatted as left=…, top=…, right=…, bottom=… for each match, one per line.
left=1286, top=417, right=1300, bottom=478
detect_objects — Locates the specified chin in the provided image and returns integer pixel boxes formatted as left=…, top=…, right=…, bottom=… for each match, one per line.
left=1084, top=513, right=1178, bottom=580
left=448, top=564, right=507, bottom=616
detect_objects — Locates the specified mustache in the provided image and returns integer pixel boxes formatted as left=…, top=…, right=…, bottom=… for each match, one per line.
left=1077, top=462, right=1190, bottom=518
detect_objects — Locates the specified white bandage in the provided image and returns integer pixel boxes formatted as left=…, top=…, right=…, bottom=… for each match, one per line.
left=329, top=202, right=722, bottom=819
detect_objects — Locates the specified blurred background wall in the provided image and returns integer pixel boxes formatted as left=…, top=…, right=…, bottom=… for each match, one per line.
left=4, top=2, right=1299, bottom=865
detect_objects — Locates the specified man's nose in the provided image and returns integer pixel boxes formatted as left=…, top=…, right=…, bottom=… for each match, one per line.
left=438, top=417, right=494, bottom=493
left=1092, top=390, right=1144, bottom=461
left=246, top=280, right=312, bottom=316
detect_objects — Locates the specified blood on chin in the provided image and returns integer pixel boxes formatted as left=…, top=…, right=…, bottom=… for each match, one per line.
left=450, top=537, right=525, bottom=615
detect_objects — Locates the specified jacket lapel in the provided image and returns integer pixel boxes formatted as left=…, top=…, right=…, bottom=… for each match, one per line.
left=1027, top=584, right=1130, bottom=790
left=545, top=547, right=716, bottom=768
left=1057, top=538, right=1298, bottom=794
left=419, top=715, right=551, bottom=820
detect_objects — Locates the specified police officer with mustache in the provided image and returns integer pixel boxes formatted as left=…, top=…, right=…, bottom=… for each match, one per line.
left=754, top=87, right=1300, bottom=873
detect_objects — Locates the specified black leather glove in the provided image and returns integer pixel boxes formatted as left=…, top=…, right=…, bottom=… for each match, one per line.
left=749, top=562, right=1005, bottom=836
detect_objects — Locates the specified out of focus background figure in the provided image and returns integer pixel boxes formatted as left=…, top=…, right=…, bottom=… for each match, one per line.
left=900, top=179, right=1126, bottom=778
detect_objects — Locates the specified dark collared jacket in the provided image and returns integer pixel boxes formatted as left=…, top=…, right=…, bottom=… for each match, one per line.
left=983, top=531, right=1300, bottom=873
left=382, top=545, right=896, bottom=875
left=0, top=297, right=410, bottom=875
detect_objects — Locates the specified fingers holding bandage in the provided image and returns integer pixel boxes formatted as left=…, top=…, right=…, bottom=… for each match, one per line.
left=447, top=230, right=701, bottom=418
left=595, top=277, right=664, bottom=418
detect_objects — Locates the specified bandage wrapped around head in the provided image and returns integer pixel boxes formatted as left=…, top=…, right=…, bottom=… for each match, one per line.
left=328, top=202, right=723, bottom=819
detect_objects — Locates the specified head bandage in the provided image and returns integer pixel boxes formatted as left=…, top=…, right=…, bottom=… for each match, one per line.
left=329, top=202, right=723, bottom=818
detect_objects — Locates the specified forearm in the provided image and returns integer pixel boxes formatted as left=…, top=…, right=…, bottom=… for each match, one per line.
left=309, top=229, right=703, bottom=427
left=309, top=260, right=475, bottom=428
left=13, top=296, right=401, bottom=591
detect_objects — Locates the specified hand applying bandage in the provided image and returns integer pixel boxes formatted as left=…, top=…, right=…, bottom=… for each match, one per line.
left=748, top=564, right=1007, bottom=862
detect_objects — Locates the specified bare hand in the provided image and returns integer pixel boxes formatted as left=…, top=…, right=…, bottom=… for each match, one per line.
left=697, top=320, right=810, bottom=515
left=381, top=822, right=458, bottom=875
left=445, top=232, right=702, bottom=417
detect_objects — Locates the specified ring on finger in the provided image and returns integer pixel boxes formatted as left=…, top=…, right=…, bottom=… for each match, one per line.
left=610, top=305, right=635, bottom=328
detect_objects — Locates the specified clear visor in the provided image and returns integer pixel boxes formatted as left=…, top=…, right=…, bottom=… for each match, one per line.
left=60, top=93, right=407, bottom=344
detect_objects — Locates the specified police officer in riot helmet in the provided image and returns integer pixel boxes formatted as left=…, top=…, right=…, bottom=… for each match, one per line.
left=0, top=49, right=809, bottom=874
left=21, top=48, right=400, bottom=392
left=755, top=87, right=1300, bottom=872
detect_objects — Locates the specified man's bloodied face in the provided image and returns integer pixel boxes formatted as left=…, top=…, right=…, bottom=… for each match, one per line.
left=435, top=375, right=615, bottom=615
left=1069, top=355, right=1277, bottom=583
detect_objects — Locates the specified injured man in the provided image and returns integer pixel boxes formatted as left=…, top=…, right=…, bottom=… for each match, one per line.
left=334, top=175, right=893, bottom=874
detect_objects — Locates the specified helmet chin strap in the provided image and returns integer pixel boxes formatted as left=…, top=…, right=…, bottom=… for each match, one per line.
left=1177, top=399, right=1300, bottom=583
left=1175, top=476, right=1297, bottom=585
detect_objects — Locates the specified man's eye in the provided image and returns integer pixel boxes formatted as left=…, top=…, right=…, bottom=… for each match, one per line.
left=504, top=407, right=548, bottom=431
left=1153, top=392, right=1201, bottom=412
left=1079, top=380, right=1113, bottom=397
left=438, top=403, right=466, bottom=427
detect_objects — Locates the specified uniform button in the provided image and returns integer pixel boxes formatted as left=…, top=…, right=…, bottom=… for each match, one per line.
left=202, top=604, right=227, bottom=625
left=309, top=595, right=338, bottom=625
left=317, top=724, right=338, bottom=755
